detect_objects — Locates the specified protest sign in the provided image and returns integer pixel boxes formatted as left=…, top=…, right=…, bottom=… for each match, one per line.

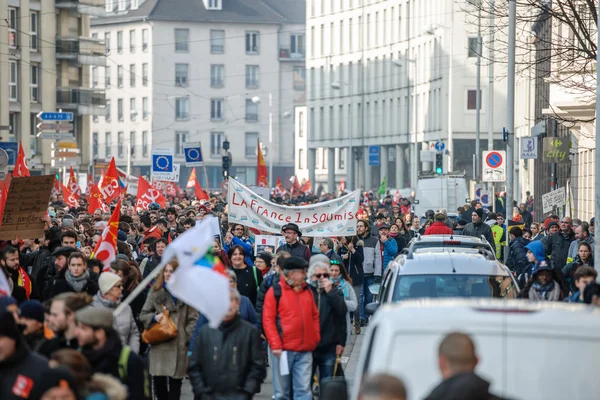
left=254, top=235, right=279, bottom=255
left=0, top=175, right=54, bottom=239
left=227, top=179, right=360, bottom=237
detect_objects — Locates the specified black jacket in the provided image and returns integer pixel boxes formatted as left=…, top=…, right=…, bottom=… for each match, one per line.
left=255, top=272, right=279, bottom=334
left=339, top=241, right=365, bottom=286
left=310, top=286, right=347, bottom=353
left=545, top=230, right=576, bottom=270
left=51, top=277, right=99, bottom=297
left=505, top=237, right=530, bottom=275
left=188, top=315, right=266, bottom=397
left=38, top=334, right=79, bottom=359
left=19, top=246, right=50, bottom=282
left=463, top=222, right=495, bottom=249
left=520, top=210, right=533, bottom=228
left=424, top=372, right=506, bottom=400
left=7, top=267, right=40, bottom=302
left=276, top=241, right=311, bottom=261
left=233, top=265, right=263, bottom=307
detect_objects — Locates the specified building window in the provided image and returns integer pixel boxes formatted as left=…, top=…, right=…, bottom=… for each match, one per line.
left=467, top=89, right=482, bottom=110
left=117, top=65, right=123, bottom=87
left=8, top=8, right=17, bottom=48
left=30, top=12, right=39, bottom=51
left=245, top=132, right=258, bottom=157
left=92, top=67, right=98, bottom=88
left=93, top=132, right=98, bottom=157
left=130, top=131, right=136, bottom=157
left=468, top=37, right=480, bottom=58
left=106, top=99, right=111, bottom=121
left=210, top=132, right=223, bottom=156
left=118, top=0, right=127, bottom=11
left=291, top=34, right=305, bottom=56
left=9, top=61, right=18, bottom=100
left=298, top=111, right=304, bottom=137
left=129, top=30, right=136, bottom=53
left=142, top=131, right=148, bottom=156
left=8, top=112, right=17, bottom=136
left=118, top=131, right=124, bottom=157
left=175, top=97, right=189, bottom=120
left=105, top=66, right=111, bottom=88
left=176, top=64, right=189, bottom=86
left=131, top=0, right=139, bottom=9
left=245, top=65, right=259, bottom=88
left=245, top=99, right=258, bottom=122
left=142, top=29, right=148, bottom=51
left=130, top=98, right=137, bottom=120
left=175, top=29, right=189, bottom=52
left=105, top=32, right=110, bottom=54
left=211, top=99, right=224, bottom=120
left=210, top=29, right=225, bottom=53
left=175, top=131, right=188, bottom=155
left=142, top=63, right=148, bottom=86
left=30, top=65, right=39, bottom=102
left=207, top=0, right=221, bottom=9
left=105, top=132, right=112, bottom=157
left=142, top=97, right=149, bottom=120
left=298, top=149, right=304, bottom=169
left=210, top=64, right=224, bottom=87
left=245, top=31, right=259, bottom=54
left=117, top=31, right=123, bottom=53
left=29, top=114, right=37, bottom=153
left=118, top=98, right=124, bottom=120
left=338, top=148, right=345, bottom=169
left=293, top=66, right=306, bottom=90
left=129, top=64, right=136, bottom=87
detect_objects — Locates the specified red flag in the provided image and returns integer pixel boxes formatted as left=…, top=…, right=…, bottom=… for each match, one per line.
left=194, top=179, right=209, bottom=201
left=14, top=143, right=30, bottom=177
left=85, top=174, right=93, bottom=197
left=166, top=182, right=177, bottom=197
left=291, top=176, right=301, bottom=194
left=68, top=166, right=81, bottom=199
left=98, top=158, right=120, bottom=204
left=187, top=168, right=197, bottom=188
left=340, top=179, right=345, bottom=192
left=61, top=183, right=79, bottom=208
left=92, top=199, right=121, bottom=272
left=88, top=183, right=109, bottom=214
left=0, top=179, right=9, bottom=226
left=257, top=140, right=268, bottom=187
left=273, top=176, right=284, bottom=197
left=136, top=176, right=166, bottom=210
left=300, top=179, right=312, bottom=192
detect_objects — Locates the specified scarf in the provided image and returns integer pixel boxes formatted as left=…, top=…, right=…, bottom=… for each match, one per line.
left=17, top=267, right=32, bottom=299
left=529, top=280, right=561, bottom=301
left=331, top=277, right=349, bottom=298
left=65, top=269, right=90, bottom=293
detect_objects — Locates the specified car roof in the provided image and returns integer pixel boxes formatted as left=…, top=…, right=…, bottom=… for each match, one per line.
left=411, top=234, right=487, bottom=245
left=397, top=252, right=510, bottom=276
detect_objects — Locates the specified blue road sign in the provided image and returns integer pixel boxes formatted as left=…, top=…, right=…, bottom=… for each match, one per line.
left=152, top=153, right=174, bottom=173
left=183, top=143, right=204, bottom=167
left=37, top=112, right=73, bottom=121
left=485, top=151, right=503, bottom=168
left=0, top=142, right=18, bottom=165
left=434, top=141, right=445, bottom=152
left=368, top=145, right=380, bottom=166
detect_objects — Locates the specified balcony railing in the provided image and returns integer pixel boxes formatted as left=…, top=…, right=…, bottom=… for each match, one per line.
left=57, top=87, right=106, bottom=108
left=279, top=47, right=305, bottom=61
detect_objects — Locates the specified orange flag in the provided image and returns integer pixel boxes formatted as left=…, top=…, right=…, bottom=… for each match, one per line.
left=257, top=140, right=268, bottom=187
left=136, top=176, right=166, bottom=210
left=61, top=183, right=79, bottom=208
left=14, top=143, right=30, bottom=177
left=340, top=179, right=345, bottom=192
left=98, top=158, right=120, bottom=204
left=68, top=166, right=81, bottom=199
left=98, top=169, right=105, bottom=188
left=186, top=168, right=197, bottom=188
left=194, top=179, right=210, bottom=201
left=88, top=183, right=109, bottom=214
left=291, top=176, right=301, bottom=194
left=92, top=199, right=121, bottom=272
left=301, top=179, right=312, bottom=192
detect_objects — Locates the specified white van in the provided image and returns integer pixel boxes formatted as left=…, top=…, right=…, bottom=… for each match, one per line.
left=348, top=299, right=600, bottom=400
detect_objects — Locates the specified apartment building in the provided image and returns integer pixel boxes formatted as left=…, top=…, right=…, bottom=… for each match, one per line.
left=91, top=0, right=305, bottom=188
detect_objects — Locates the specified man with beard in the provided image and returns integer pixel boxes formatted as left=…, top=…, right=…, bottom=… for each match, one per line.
left=462, top=209, right=495, bottom=250
left=18, top=300, right=47, bottom=351
left=0, top=246, right=40, bottom=302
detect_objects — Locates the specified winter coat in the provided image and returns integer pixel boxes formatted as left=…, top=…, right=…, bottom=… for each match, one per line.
left=381, top=238, right=398, bottom=272
left=51, top=276, right=98, bottom=297
left=233, top=264, right=263, bottom=306
left=463, top=221, right=495, bottom=249
left=505, top=236, right=530, bottom=275
left=545, top=230, right=576, bottom=270
left=224, top=236, right=255, bottom=267
left=332, top=278, right=357, bottom=345
left=310, top=285, right=348, bottom=353
left=567, top=235, right=595, bottom=260
left=424, top=221, right=454, bottom=235
left=188, top=315, right=266, bottom=398
left=358, top=233, right=382, bottom=277
left=0, top=337, right=52, bottom=400
left=562, top=256, right=594, bottom=294
left=424, top=372, right=506, bottom=400
left=520, top=209, right=533, bottom=228
left=262, top=275, right=320, bottom=352
left=91, top=293, right=140, bottom=353
left=390, top=234, right=407, bottom=253
left=139, top=287, right=199, bottom=378
left=339, top=241, right=365, bottom=286
left=19, top=246, right=50, bottom=282
left=84, top=373, right=129, bottom=400
left=325, top=249, right=343, bottom=262
left=276, top=241, right=312, bottom=261
left=255, top=272, right=278, bottom=334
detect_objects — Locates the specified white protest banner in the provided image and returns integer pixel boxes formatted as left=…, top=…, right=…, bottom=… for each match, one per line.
left=227, top=179, right=360, bottom=237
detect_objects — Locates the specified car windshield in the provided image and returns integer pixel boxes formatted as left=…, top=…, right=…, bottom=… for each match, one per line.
left=392, top=274, right=518, bottom=301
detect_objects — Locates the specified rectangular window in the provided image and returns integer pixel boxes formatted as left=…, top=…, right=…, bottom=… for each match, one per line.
left=338, top=148, right=345, bottom=169
left=211, top=99, right=224, bottom=120
left=106, top=99, right=111, bottom=121
left=8, top=8, right=17, bottom=48
left=92, top=67, right=98, bottom=88
left=117, top=31, right=123, bottom=53
left=245, top=99, right=258, bottom=122
left=291, top=34, right=305, bottom=56
left=130, top=98, right=137, bottom=120
left=142, top=63, right=148, bottom=86
left=93, top=132, right=98, bottom=157
left=117, top=65, right=123, bottom=87
left=210, top=64, right=224, bottom=87
left=245, top=132, right=259, bottom=157
left=210, top=132, right=223, bottom=156
left=130, top=131, right=136, bottom=156
left=129, top=30, right=136, bottom=53
left=142, top=131, right=148, bottom=156
left=105, top=132, right=112, bottom=157
left=142, top=97, right=149, bottom=120
left=175, top=97, right=189, bottom=120
left=210, top=30, right=225, bottom=53
left=118, top=98, right=124, bottom=120
left=245, top=31, right=259, bottom=54
left=467, top=89, right=482, bottom=110
left=30, top=12, right=39, bottom=51
left=468, top=37, right=480, bottom=58
left=30, top=65, right=39, bottom=102
left=105, top=32, right=110, bottom=54
left=142, top=29, right=148, bottom=51
left=298, top=111, right=304, bottom=137
left=129, top=64, right=136, bottom=87
left=105, top=66, right=111, bottom=88
left=175, top=64, right=189, bottom=86
left=8, top=112, right=17, bottom=136
left=175, top=29, right=189, bottom=52
left=245, top=65, right=259, bottom=88
left=293, top=66, right=306, bottom=90
left=207, top=0, right=221, bottom=9
left=175, top=131, right=188, bottom=155
left=298, top=149, right=304, bottom=169
left=118, top=131, right=124, bottom=157
left=9, top=61, right=17, bottom=100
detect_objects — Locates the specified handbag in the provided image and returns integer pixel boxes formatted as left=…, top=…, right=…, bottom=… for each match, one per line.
left=142, top=305, right=178, bottom=345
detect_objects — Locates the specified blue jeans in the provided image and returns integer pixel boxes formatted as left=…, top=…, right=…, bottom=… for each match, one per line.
left=360, top=275, right=375, bottom=321
left=312, top=350, right=337, bottom=385
left=271, top=350, right=313, bottom=400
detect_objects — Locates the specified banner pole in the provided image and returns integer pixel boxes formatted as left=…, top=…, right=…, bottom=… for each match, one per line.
left=201, top=143, right=210, bottom=191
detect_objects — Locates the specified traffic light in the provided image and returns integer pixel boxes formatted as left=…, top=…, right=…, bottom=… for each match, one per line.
left=435, top=153, right=443, bottom=174
left=222, top=139, right=230, bottom=178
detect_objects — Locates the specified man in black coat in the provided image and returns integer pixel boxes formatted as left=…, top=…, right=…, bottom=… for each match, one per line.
left=276, top=223, right=311, bottom=261
left=188, top=288, right=266, bottom=399
left=505, top=227, right=530, bottom=276
left=462, top=209, right=495, bottom=249
left=545, top=217, right=576, bottom=271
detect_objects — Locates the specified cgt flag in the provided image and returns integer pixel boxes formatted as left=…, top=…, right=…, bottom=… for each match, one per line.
left=88, top=183, right=109, bottom=215
left=69, top=166, right=81, bottom=199
left=92, top=199, right=121, bottom=272
left=186, top=168, right=197, bottom=188
left=99, top=158, right=120, bottom=204
left=14, top=143, right=30, bottom=178
left=61, top=183, right=79, bottom=208
left=136, top=176, right=166, bottom=210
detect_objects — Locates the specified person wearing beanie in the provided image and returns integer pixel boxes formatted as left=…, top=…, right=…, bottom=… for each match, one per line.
left=90, top=272, right=139, bottom=353
left=30, top=366, right=79, bottom=400
left=462, top=208, right=495, bottom=248
left=19, top=300, right=47, bottom=351
left=0, top=311, right=53, bottom=399
left=255, top=252, right=273, bottom=277
left=75, top=306, right=149, bottom=400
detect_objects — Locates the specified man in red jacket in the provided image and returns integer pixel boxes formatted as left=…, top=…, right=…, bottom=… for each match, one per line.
left=424, top=213, right=454, bottom=235
left=263, top=257, right=320, bottom=400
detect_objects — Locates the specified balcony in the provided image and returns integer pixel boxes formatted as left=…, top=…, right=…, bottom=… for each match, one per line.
left=57, top=87, right=106, bottom=116
left=55, top=0, right=105, bottom=17
left=56, top=37, right=106, bottom=66
left=279, top=47, right=305, bottom=61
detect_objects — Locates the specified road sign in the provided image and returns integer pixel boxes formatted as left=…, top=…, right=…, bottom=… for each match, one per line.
left=151, top=148, right=174, bottom=180
left=482, top=150, right=506, bottom=182
left=183, top=142, right=204, bottom=167
left=37, top=122, right=73, bottom=132
left=57, top=151, right=78, bottom=158
left=434, top=141, right=445, bottom=152
left=0, top=142, right=18, bottom=166
left=368, top=146, right=380, bottom=166
left=38, top=133, right=74, bottom=140
left=58, top=141, right=77, bottom=149
left=37, top=112, right=73, bottom=121
left=521, top=137, right=537, bottom=159
left=480, top=190, right=491, bottom=208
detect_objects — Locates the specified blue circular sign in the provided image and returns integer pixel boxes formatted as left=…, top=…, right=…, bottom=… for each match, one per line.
left=485, top=151, right=503, bottom=168
left=434, top=141, right=445, bottom=151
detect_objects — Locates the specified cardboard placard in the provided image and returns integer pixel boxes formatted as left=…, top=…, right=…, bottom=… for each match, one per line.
left=0, top=175, right=54, bottom=239
left=254, top=235, right=282, bottom=255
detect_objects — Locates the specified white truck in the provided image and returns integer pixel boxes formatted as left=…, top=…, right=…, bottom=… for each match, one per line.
left=413, top=172, right=469, bottom=217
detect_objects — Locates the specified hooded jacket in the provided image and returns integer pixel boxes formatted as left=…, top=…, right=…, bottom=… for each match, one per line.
left=424, top=372, right=505, bottom=400
left=91, top=292, right=140, bottom=353
left=358, top=233, right=382, bottom=277
left=505, top=236, right=530, bottom=276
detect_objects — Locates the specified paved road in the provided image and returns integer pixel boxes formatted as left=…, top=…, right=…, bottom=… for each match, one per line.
left=181, top=329, right=365, bottom=399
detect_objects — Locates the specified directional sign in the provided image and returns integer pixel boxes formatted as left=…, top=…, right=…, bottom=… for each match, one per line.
left=37, top=112, right=73, bottom=121
left=58, top=141, right=77, bottom=149
left=520, top=137, right=537, bottom=159
left=368, top=146, right=380, bottom=166
left=152, top=148, right=174, bottom=180
left=37, top=122, right=73, bottom=132
left=38, top=133, right=74, bottom=140
left=183, top=142, right=204, bottom=167
left=57, top=151, right=78, bottom=158
left=434, top=141, right=445, bottom=152
left=0, top=142, right=18, bottom=166
left=482, top=150, right=506, bottom=182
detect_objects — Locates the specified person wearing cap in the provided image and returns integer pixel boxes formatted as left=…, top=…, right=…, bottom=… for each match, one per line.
left=30, top=366, right=79, bottom=400
left=18, top=300, right=47, bottom=351
left=462, top=209, right=495, bottom=249
left=370, top=213, right=386, bottom=237
left=91, top=272, right=140, bottom=353
left=378, top=224, right=398, bottom=273
left=545, top=216, right=575, bottom=272
left=276, top=223, right=312, bottom=261
left=255, top=251, right=273, bottom=277
left=424, top=213, right=454, bottom=235
left=263, top=257, right=320, bottom=399
left=75, top=306, right=149, bottom=399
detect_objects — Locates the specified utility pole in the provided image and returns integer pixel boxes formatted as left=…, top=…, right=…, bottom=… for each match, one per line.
left=594, top=6, right=600, bottom=276
left=505, top=0, right=516, bottom=263
left=475, top=5, right=482, bottom=182
left=488, top=0, right=495, bottom=208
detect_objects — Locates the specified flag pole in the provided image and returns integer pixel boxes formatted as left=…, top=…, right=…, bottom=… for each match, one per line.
left=200, top=143, right=210, bottom=191
left=114, top=261, right=165, bottom=316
